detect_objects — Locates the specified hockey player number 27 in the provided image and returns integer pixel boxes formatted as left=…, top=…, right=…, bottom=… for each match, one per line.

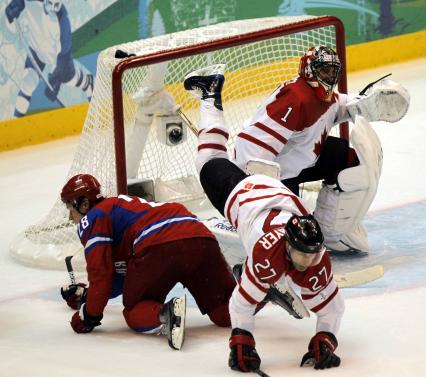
left=254, top=258, right=277, bottom=281
left=308, top=266, right=328, bottom=292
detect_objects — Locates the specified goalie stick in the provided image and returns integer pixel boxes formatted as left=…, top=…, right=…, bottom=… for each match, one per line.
left=359, top=73, right=392, bottom=95
left=176, top=108, right=198, bottom=135
left=335, top=264, right=384, bottom=288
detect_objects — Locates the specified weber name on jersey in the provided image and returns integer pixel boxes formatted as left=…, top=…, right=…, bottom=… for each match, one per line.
left=225, top=174, right=344, bottom=333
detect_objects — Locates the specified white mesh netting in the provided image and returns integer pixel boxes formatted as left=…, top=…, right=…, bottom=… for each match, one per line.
left=10, top=15, right=343, bottom=269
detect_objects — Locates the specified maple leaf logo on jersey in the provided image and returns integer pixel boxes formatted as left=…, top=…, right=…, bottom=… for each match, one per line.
left=244, top=183, right=255, bottom=190
left=313, top=129, right=328, bottom=156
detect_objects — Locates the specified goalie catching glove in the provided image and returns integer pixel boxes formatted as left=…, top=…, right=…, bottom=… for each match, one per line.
left=61, top=283, right=87, bottom=310
left=300, top=332, right=341, bottom=370
left=346, top=78, right=410, bottom=123
left=229, top=328, right=261, bottom=372
left=70, top=304, right=103, bottom=334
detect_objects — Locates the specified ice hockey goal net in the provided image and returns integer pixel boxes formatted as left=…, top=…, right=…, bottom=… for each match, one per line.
left=10, top=15, right=347, bottom=270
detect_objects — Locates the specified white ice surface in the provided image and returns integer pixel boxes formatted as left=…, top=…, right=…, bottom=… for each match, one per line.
left=0, top=59, right=425, bottom=377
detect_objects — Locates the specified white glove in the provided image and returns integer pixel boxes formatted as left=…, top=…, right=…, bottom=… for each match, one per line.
left=346, top=79, right=410, bottom=123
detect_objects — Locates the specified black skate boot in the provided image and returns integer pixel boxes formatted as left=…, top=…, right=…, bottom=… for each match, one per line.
left=183, top=63, right=226, bottom=110
left=232, top=264, right=308, bottom=319
left=159, top=295, right=187, bottom=350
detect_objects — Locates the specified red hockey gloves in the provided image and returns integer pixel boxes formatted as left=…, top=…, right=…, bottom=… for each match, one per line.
left=228, top=328, right=261, bottom=372
left=300, top=332, right=341, bottom=370
left=61, top=283, right=87, bottom=310
left=70, top=304, right=103, bottom=334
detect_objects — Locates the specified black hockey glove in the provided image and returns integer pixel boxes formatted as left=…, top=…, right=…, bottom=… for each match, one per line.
left=300, top=332, right=341, bottom=370
left=60, top=283, right=87, bottom=310
left=229, top=328, right=261, bottom=372
left=70, top=304, right=103, bottom=334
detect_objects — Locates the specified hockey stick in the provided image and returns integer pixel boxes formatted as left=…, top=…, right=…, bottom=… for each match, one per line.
left=359, top=73, right=392, bottom=95
left=15, top=20, right=65, bottom=107
left=65, top=255, right=76, bottom=285
left=176, top=108, right=198, bottom=135
left=335, top=265, right=384, bottom=288
left=253, top=368, right=271, bottom=377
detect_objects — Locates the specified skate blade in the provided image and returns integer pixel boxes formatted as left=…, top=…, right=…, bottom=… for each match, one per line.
left=170, top=295, right=186, bottom=350
left=184, top=63, right=227, bottom=81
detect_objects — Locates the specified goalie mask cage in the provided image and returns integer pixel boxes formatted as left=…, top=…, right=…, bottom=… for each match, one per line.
left=10, top=15, right=347, bottom=270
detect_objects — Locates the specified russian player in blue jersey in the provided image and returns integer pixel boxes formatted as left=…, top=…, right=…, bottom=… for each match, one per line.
left=59, top=173, right=236, bottom=350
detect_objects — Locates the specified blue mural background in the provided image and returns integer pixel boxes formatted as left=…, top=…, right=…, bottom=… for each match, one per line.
left=0, top=0, right=424, bottom=122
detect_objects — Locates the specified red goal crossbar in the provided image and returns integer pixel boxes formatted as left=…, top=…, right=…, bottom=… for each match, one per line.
left=112, top=16, right=347, bottom=194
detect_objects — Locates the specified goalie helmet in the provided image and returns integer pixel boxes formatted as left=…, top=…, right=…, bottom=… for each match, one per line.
left=299, top=46, right=341, bottom=101
left=44, top=0, right=62, bottom=14
left=61, top=174, right=102, bottom=206
left=285, top=214, right=324, bottom=254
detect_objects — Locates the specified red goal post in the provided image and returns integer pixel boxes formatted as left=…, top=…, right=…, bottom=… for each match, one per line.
left=10, top=15, right=348, bottom=270
left=112, top=15, right=348, bottom=194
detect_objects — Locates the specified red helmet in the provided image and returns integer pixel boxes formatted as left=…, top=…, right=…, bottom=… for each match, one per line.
left=298, top=46, right=341, bottom=101
left=61, top=174, right=102, bottom=206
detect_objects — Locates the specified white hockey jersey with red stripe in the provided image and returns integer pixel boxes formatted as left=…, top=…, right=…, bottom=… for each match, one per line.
left=225, top=174, right=344, bottom=334
left=234, top=77, right=350, bottom=179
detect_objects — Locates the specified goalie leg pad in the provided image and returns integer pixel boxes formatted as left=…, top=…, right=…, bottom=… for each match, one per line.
left=314, top=116, right=383, bottom=255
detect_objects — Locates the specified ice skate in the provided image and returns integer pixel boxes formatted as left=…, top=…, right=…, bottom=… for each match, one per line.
left=183, top=63, right=226, bottom=110
left=232, top=264, right=309, bottom=319
left=326, top=241, right=369, bottom=257
left=159, top=295, right=187, bottom=350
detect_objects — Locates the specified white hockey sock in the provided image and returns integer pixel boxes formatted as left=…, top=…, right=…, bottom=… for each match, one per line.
left=195, top=101, right=229, bottom=173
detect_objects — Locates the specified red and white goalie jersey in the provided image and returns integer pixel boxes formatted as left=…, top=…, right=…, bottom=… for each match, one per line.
left=225, top=174, right=344, bottom=334
left=234, top=77, right=351, bottom=179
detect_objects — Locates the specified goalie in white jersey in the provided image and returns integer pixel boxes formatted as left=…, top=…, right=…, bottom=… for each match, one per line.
left=184, top=65, right=345, bottom=373
left=231, top=46, right=409, bottom=256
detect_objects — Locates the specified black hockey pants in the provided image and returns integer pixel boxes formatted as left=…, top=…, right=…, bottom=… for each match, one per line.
left=199, top=158, right=248, bottom=216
